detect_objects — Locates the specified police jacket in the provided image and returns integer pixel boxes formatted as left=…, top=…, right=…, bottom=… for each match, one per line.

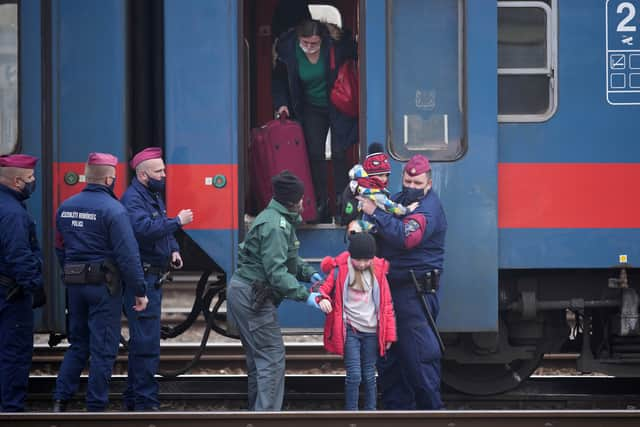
left=318, top=252, right=396, bottom=357
left=367, top=189, right=447, bottom=284
left=55, top=184, right=146, bottom=297
left=0, top=184, right=43, bottom=293
left=272, top=27, right=358, bottom=151
left=234, top=199, right=315, bottom=305
left=120, top=178, right=180, bottom=267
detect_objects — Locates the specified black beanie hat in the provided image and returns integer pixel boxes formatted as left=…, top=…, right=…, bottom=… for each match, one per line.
left=272, top=170, right=304, bottom=206
left=348, top=232, right=376, bottom=259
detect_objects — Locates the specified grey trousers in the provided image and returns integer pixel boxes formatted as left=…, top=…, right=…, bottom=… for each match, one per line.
left=227, top=276, right=285, bottom=411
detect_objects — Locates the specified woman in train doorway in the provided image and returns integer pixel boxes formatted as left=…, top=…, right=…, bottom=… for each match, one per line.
left=272, top=19, right=358, bottom=223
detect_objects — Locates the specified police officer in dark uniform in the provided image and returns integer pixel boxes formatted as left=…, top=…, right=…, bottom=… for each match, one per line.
left=121, top=147, right=193, bottom=411
left=227, top=171, right=322, bottom=411
left=0, top=154, right=44, bottom=412
left=53, top=152, right=148, bottom=412
left=359, top=154, right=447, bottom=409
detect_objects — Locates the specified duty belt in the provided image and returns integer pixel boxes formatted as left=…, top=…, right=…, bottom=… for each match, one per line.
left=389, top=270, right=440, bottom=292
left=142, top=263, right=168, bottom=276
left=143, top=263, right=172, bottom=289
left=63, top=262, right=107, bottom=285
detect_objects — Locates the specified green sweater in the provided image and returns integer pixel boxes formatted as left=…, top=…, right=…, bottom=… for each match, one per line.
left=234, top=199, right=315, bottom=305
left=296, top=44, right=328, bottom=107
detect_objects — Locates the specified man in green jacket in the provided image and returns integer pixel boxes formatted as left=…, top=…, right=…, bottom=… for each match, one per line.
left=227, top=170, right=322, bottom=411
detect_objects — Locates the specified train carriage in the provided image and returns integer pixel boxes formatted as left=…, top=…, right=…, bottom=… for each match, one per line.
left=3, top=0, right=639, bottom=396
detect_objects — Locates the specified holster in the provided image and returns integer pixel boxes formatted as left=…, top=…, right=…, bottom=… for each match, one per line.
left=63, top=261, right=121, bottom=296
left=252, top=280, right=273, bottom=311
left=414, top=270, right=440, bottom=294
left=101, top=260, right=122, bottom=296
left=143, top=263, right=171, bottom=289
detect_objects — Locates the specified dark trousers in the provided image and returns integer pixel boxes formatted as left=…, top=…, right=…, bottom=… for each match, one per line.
left=226, top=276, right=285, bottom=411
left=302, top=103, right=348, bottom=213
left=376, top=285, right=443, bottom=410
left=54, top=284, right=121, bottom=411
left=0, top=290, right=33, bottom=412
left=123, top=273, right=161, bottom=410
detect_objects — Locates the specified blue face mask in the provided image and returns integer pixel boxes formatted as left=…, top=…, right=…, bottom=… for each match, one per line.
left=19, top=178, right=36, bottom=199
left=398, top=186, right=425, bottom=205
left=147, top=176, right=166, bottom=193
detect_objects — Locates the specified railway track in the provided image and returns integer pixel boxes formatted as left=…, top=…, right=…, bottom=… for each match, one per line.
left=31, top=342, right=580, bottom=375
left=31, top=342, right=342, bottom=374
left=5, top=410, right=640, bottom=427
left=16, top=375, right=640, bottom=411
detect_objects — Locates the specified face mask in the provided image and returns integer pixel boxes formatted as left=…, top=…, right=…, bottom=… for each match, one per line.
left=398, top=186, right=425, bottom=205
left=108, top=176, right=116, bottom=192
left=299, top=42, right=320, bottom=55
left=19, top=178, right=36, bottom=199
left=147, top=176, right=166, bottom=193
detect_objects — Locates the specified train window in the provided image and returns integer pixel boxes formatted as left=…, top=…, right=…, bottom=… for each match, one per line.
left=308, top=5, right=342, bottom=28
left=498, top=1, right=557, bottom=122
left=387, top=0, right=465, bottom=162
left=0, top=2, right=17, bottom=155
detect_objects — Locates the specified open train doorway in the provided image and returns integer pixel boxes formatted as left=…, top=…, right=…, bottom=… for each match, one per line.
left=240, top=0, right=362, bottom=231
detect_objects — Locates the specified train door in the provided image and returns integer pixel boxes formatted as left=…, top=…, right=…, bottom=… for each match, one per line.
left=241, top=0, right=361, bottom=328
left=366, top=0, right=499, bottom=394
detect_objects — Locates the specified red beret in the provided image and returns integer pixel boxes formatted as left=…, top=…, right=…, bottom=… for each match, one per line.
left=363, top=152, right=391, bottom=176
left=130, top=147, right=163, bottom=169
left=87, top=152, right=118, bottom=167
left=0, top=154, right=38, bottom=169
left=404, top=154, right=431, bottom=176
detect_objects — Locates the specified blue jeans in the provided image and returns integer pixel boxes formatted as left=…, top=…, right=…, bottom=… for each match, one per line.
left=344, top=327, right=378, bottom=410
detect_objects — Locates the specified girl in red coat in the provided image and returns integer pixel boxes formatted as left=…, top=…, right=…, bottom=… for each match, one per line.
left=317, top=232, right=397, bottom=410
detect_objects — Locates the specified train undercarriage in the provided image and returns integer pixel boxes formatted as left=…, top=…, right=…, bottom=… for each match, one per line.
left=441, top=267, right=640, bottom=395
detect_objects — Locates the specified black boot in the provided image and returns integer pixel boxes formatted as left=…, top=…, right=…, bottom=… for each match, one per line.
left=53, top=399, right=67, bottom=412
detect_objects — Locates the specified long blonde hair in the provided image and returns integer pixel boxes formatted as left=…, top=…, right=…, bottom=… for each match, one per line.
left=349, top=261, right=376, bottom=290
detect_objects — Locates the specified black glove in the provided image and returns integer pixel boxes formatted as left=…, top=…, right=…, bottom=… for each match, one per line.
left=32, top=287, right=47, bottom=309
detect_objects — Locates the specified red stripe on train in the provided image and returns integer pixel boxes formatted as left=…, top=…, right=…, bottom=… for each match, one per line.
left=53, top=162, right=128, bottom=218
left=498, top=163, right=640, bottom=228
left=166, top=164, right=238, bottom=230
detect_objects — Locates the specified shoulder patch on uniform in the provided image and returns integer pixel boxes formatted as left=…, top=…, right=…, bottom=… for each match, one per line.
left=403, top=218, right=421, bottom=236
left=279, top=216, right=288, bottom=229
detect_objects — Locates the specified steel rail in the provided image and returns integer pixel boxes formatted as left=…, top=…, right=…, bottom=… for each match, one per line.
left=31, top=343, right=581, bottom=374
left=20, top=375, right=640, bottom=410
left=4, top=410, right=640, bottom=427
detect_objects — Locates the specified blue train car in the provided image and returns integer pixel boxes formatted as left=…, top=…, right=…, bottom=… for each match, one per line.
left=4, top=0, right=639, bottom=395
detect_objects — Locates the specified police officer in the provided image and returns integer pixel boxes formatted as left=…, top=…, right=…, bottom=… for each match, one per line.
left=121, top=147, right=193, bottom=411
left=359, top=154, right=447, bottom=409
left=53, top=152, right=149, bottom=412
left=226, top=170, right=322, bottom=411
left=0, top=154, right=44, bottom=412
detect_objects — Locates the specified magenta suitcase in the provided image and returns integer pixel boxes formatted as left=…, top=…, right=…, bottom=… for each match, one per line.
left=249, top=116, right=318, bottom=222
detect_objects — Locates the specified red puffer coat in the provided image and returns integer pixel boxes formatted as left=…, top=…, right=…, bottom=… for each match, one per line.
left=318, top=252, right=397, bottom=356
